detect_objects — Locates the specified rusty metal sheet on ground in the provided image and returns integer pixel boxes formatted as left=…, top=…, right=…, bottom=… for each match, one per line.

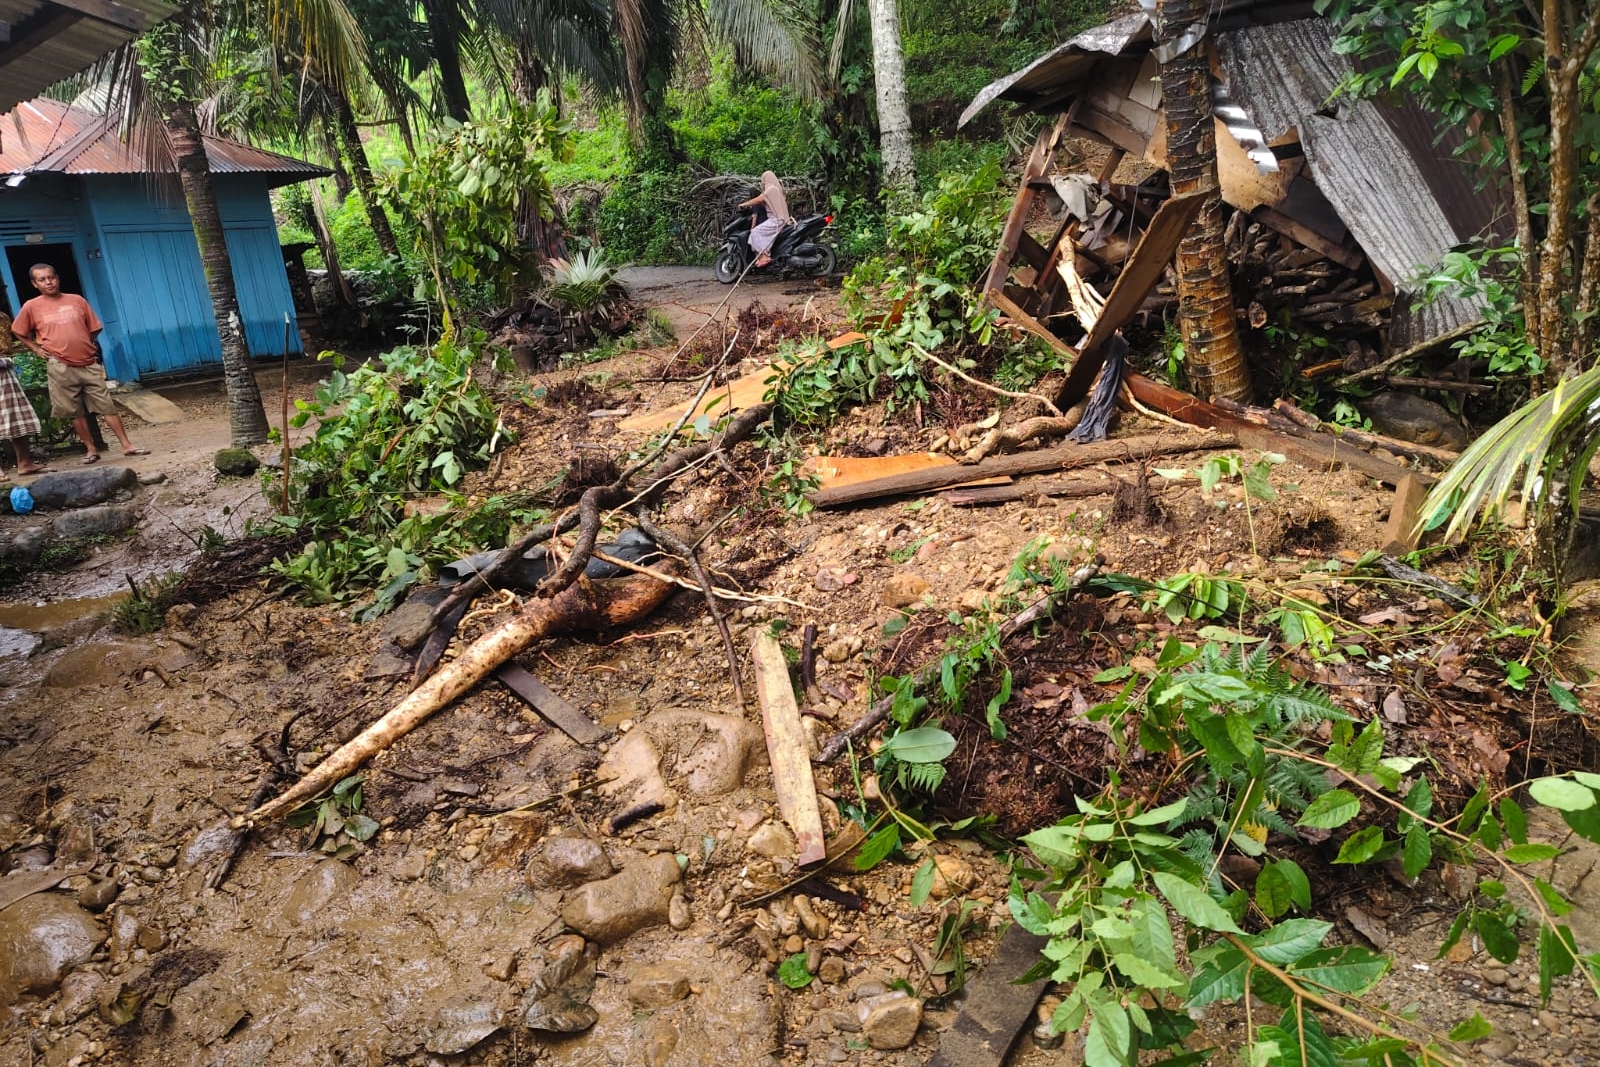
left=927, top=923, right=1050, bottom=1067
left=496, top=663, right=607, bottom=745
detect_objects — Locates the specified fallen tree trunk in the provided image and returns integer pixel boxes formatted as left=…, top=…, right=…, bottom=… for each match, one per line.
left=808, top=432, right=1233, bottom=509
left=242, top=571, right=674, bottom=827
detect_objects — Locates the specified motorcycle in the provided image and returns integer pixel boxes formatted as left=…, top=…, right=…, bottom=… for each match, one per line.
left=713, top=207, right=837, bottom=283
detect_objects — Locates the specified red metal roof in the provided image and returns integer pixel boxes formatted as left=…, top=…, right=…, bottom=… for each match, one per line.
left=0, top=97, right=329, bottom=185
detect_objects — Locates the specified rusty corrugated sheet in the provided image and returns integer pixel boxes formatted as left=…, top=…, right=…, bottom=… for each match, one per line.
left=0, top=0, right=176, bottom=115
left=1215, top=20, right=1487, bottom=350
left=958, top=13, right=1151, bottom=128
left=1, top=97, right=329, bottom=185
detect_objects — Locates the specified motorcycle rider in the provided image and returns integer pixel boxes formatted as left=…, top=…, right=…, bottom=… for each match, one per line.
left=737, top=171, right=791, bottom=268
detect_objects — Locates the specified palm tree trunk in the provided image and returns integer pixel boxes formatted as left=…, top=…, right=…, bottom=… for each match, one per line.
left=334, top=91, right=400, bottom=259
left=162, top=99, right=270, bottom=446
left=1157, top=0, right=1250, bottom=403
left=867, top=0, right=916, bottom=207
left=423, top=0, right=472, bottom=122
left=512, top=44, right=568, bottom=264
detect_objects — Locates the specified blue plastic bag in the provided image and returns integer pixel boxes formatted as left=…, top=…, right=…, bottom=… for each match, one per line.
left=9, top=486, right=33, bottom=514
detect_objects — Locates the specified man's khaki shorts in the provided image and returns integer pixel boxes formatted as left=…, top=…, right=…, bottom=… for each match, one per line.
left=48, top=361, right=117, bottom=419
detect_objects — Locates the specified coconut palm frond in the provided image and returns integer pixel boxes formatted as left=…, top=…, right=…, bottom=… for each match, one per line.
left=265, top=0, right=369, bottom=93
left=709, top=0, right=821, bottom=96
left=1420, top=364, right=1600, bottom=543
left=828, top=0, right=861, bottom=82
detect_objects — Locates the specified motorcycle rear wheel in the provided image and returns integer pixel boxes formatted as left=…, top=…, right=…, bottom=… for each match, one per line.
left=713, top=250, right=741, bottom=284
left=808, top=246, right=837, bottom=278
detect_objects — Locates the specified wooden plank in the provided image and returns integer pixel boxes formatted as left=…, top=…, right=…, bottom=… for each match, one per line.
left=1052, top=192, right=1209, bottom=411
left=115, top=389, right=185, bottom=425
left=809, top=432, right=1234, bottom=509
left=1252, top=205, right=1364, bottom=270
left=0, top=9, right=79, bottom=67
left=750, top=632, right=826, bottom=866
left=825, top=330, right=868, bottom=350
left=926, top=922, right=1051, bottom=1067
left=496, top=663, right=607, bottom=745
left=618, top=365, right=777, bottom=434
left=1380, top=474, right=1429, bottom=554
left=804, top=453, right=1008, bottom=492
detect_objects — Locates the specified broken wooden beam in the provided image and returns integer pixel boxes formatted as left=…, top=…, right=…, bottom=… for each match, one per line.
left=496, top=663, right=607, bottom=744
left=807, top=431, right=1234, bottom=509
left=944, top=472, right=1120, bottom=507
left=750, top=632, right=826, bottom=866
left=1380, top=474, right=1429, bottom=555
left=1053, top=192, right=1209, bottom=412
left=1252, top=205, right=1364, bottom=269
left=1270, top=398, right=1459, bottom=467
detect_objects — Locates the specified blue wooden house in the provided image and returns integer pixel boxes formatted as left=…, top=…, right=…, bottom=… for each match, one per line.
left=0, top=97, right=327, bottom=383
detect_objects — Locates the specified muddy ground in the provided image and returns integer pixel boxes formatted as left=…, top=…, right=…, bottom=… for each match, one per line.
left=2, top=268, right=1599, bottom=1067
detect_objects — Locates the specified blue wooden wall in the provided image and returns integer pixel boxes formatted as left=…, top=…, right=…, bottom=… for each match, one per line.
left=0, top=173, right=304, bottom=383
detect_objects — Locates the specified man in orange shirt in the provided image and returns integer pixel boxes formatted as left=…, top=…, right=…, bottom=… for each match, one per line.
left=12, top=264, right=147, bottom=464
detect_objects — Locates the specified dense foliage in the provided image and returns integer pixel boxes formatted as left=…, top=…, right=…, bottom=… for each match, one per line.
left=265, top=340, right=543, bottom=615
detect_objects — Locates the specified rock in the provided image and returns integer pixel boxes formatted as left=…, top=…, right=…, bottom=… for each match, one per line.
left=881, top=572, right=930, bottom=609
left=821, top=639, right=854, bottom=663
left=55, top=970, right=105, bottom=1023
left=136, top=470, right=167, bottom=485
left=0, top=894, right=106, bottom=1004
left=748, top=821, right=797, bottom=859
left=928, top=854, right=977, bottom=900
left=108, top=908, right=145, bottom=961
left=1359, top=392, right=1469, bottom=450
left=640, top=1015, right=680, bottom=1067
left=52, top=503, right=139, bottom=539
left=394, top=851, right=428, bottom=882
left=178, top=823, right=238, bottom=871
left=25, top=466, right=137, bottom=509
left=43, top=641, right=150, bottom=688
left=560, top=854, right=681, bottom=944
left=668, top=891, right=691, bottom=930
left=74, top=878, right=118, bottom=912
left=277, top=859, right=358, bottom=930
left=0, top=525, right=48, bottom=563
left=1483, top=966, right=1508, bottom=986
left=625, top=963, right=692, bottom=1008
left=818, top=956, right=846, bottom=984
left=532, top=835, right=613, bottom=888
left=602, top=710, right=763, bottom=805
left=856, top=990, right=923, bottom=1050
left=213, top=448, right=260, bottom=476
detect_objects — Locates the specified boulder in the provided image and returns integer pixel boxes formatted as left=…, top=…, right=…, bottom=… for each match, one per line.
left=43, top=641, right=150, bottom=688
left=0, top=893, right=106, bottom=1005
left=559, top=854, right=680, bottom=944
left=52, top=503, right=139, bottom=539
left=0, top=525, right=48, bottom=563
left=1359, top=392, right=1469, bottom=450
left=213, top=448, right=260, bottom=477
left=881, top=572, right=931, bottom=608
left=25, top=466, right=137, bottom=509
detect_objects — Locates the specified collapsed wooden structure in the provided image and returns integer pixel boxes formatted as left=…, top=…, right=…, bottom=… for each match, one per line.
left=962, top=7, right=1507, bottom=382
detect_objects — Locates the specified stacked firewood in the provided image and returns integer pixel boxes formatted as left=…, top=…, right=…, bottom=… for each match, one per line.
left=1222, top=211, right=1388, bottom=330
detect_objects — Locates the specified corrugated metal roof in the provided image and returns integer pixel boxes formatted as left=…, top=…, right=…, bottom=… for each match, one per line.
left=1, top=97, right=330, bottom=186
left=958, top=13, right=1150, bottom=128
left=1213, top=20, right=1486, bottom=348
left=0, top=0, right=177, bottom=115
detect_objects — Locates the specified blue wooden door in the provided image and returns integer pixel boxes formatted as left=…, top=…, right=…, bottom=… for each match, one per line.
left=224, top=225, right=302, bottom=356
left=100, top=228, right=223, bottom=377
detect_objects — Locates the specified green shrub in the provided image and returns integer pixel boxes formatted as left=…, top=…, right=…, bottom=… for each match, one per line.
left=668, top=73, right=818, bottom=177
left=595, top=166, right=702, bottom=264
left=264, top=337, right=545, bottom=615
